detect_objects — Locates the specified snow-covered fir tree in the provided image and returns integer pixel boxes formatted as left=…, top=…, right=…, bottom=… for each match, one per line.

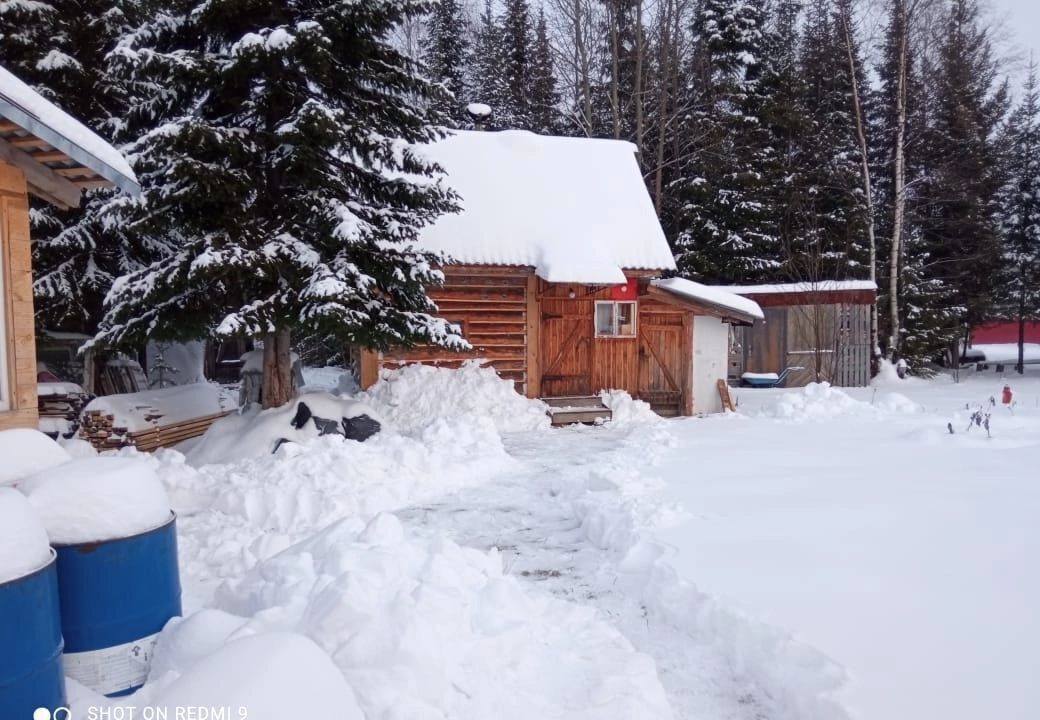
left=422, top=0, right=469, bottom=126
left=499, top=0, right=535, bottom=128
left=95, top=0, right=466, bottom=408
left=998, top=62, right=1040, bottom=372
left=529, top=8, right=560, bottom=134
left=914, top=0, right=1008, bottom=356
left=468, top=0, right=511, bottom=127
left=670, top=0, right=780, bottom=283
left=0, top=0, right=144, bottom=332
left=782, top=0, right=870, bottom=281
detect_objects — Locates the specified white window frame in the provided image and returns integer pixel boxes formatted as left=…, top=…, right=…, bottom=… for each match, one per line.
left=0, top=220, right=9, bottom=412
left=594, top=301, right=638, bottom=338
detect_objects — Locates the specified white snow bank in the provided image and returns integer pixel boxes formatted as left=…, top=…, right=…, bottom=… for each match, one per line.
left=83, top=383, right=235, bottom=433
left=214, top=513, right=672, bottom=720
left=0, top=488, right=52, bottom=583
left=652, top=278, right=764, bottom=320
left=0, top=428, right=71, bottom=485
left=963, top=343, right=1040, bottom=364
left=361, top=361, right=550, bottom=434
left=762, top=382, right=922, bottom=422
left=19, top=457, right=171, bottom=544
left=416, top=130, right=675, bottom=283
left=146, top=631, right=363, bottom=720
left=186, top=392, right=380, bottom=466
left=599, top=390, right=661, bottom=425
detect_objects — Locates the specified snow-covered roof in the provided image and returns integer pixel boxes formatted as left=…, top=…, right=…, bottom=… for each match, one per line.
left=416, top=130, right=676, bottom=284
left=0, top=64, right=139, bottom=195
left=651, top=278, right=764, bottom=321
left=714, top=281, right=877, bottom=295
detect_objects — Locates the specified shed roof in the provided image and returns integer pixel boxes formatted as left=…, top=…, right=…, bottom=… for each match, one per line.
left=415, top=130, right=676, bottom=284
left=714, top=280, right=878, bottom=295
left=650, top=278, right=764, bottom=324
left=0, top=64, right=139, bottom=207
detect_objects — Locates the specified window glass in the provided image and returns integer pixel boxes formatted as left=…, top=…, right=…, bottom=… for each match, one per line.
left=595, top=302, right=615, bottom=336
left=616, top=302, right=636, bottom=336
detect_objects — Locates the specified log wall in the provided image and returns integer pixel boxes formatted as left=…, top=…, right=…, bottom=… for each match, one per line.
left=0, top=162, right=39, bottom=431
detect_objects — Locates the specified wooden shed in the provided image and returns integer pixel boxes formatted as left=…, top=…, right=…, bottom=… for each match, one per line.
left=0, top=65, right=139, bottom=431
left=360, top=131, right=762, bottom=418
left=721, top=281, right=877, bottom=388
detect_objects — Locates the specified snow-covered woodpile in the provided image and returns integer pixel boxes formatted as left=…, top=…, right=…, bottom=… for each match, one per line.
left=79, top=384, right=235, bottom=452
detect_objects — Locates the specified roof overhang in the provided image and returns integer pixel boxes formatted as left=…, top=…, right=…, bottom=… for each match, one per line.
left=643, top=285, right=760, bottom=326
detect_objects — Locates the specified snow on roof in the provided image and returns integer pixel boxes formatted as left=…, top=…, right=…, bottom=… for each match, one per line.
left=0, top=64, right=139, bottom=194
left=651, top=278, right=764, bottom=320
left=416, top=130, right=676, bottom=284
left=714, top=280, right=878, bottom=295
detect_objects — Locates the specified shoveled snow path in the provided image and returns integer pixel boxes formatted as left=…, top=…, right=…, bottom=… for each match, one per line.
left=397, top=421, right=782, bottom=720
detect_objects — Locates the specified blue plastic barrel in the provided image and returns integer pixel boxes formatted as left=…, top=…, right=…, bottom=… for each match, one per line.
left=0, top=551, right=66, bottom=717
left=53, top=513, right=182, bottom=697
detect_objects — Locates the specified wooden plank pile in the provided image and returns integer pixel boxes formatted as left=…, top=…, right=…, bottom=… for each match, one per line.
left=37, top=383, right=92, bottom=436
left=79, top=407, right=232, bottom=452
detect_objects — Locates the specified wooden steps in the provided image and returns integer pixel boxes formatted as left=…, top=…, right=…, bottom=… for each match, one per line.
left=542, top=396, right=612, bottom=426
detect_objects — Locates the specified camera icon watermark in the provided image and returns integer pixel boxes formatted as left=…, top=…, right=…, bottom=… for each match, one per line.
left=34, top=709, right=71, bottom=720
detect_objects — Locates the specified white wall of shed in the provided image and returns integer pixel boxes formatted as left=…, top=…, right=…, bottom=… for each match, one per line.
left=692, top=316, right=729, bottom=414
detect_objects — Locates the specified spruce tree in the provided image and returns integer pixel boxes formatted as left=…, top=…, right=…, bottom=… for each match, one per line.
left=529, top=8, right=560, bottom=134
left=998, top=63, right=1040, bottom=372
left=500, top=0, right=535, bottom=128
left=95, top=0, right=465, bottom=408
left=469, top=0, right=510, bottom=127
left=423, top=0, right=469, bottom=126
left=914, top=0, right=1008, bottom=359
left=670, top=0, right=780, bottom=283
left=0, top=0, right=143, bottom=332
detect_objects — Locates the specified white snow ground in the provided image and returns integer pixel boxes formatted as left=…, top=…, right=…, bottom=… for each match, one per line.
left=66, top=365, right=1039, bottom=720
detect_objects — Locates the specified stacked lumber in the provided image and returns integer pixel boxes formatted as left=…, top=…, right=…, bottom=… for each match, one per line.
left=79, top=408, right=232, bottom=452
left=37, top=382, right=92, bottom=437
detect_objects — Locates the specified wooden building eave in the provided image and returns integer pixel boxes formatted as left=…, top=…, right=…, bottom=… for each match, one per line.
left=642, top=285, right=758, bottom=326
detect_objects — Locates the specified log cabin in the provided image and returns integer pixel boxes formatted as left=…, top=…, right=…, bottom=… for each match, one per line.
left=360, top=130, right=763, bottom=418
left=0, top=64, right=139, bottom=431
left=721, top=281, right=877, bottom=387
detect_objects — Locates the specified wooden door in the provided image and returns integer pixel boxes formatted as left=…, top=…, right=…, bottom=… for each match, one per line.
left=540, top=297, right=592, bottom=397
left=637, top=311, right=687, bottom=415
left=746, top=307, right=787, bottom=374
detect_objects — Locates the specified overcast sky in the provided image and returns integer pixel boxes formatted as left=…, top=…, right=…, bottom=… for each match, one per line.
left=992, top=0, right=1040, bottom=81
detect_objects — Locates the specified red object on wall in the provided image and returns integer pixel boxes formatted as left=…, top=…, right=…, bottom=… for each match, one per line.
left=972, top=321, right=1040, bottom=344
left=611, top=280, right=638, bottom=301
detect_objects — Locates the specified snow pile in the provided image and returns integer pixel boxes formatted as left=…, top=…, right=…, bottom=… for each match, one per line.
left=0, top=488, right=52, bottom=583
left=83, top=383, right=235, bottom=433
left=361, top=361, right=550, bottom=434
left=214, top=513, right=672, bottom=720
left=187, top=393, right=380, bottom=466
left=599, top=390, right=661, bottom=425
left=764, top=383, right=873, bottom=422
left=19, top=457, right=171, bottom=544
left=0, top=428, right=71, bottom=485
left=144, top=631, right=363, bottom=720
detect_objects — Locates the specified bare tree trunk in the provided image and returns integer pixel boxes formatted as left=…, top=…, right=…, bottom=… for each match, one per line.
left=261, top=328, right=296, bottom=409
left=837, top=0, right=880, bottom=374
left=652, top=0, right=674, bottom=213
left=888, top=0, right=909, bottom=359
left=634, top=0, right=645, bottom=155
left=608, top=2, right=621, bottom=139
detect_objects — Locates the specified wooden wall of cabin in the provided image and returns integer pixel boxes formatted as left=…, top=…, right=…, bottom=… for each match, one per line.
left=367, top=274, right=696, bottom=416
left=0, top=162, right=40, bottom=431
left=375, top=269, right=537, bottom=396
